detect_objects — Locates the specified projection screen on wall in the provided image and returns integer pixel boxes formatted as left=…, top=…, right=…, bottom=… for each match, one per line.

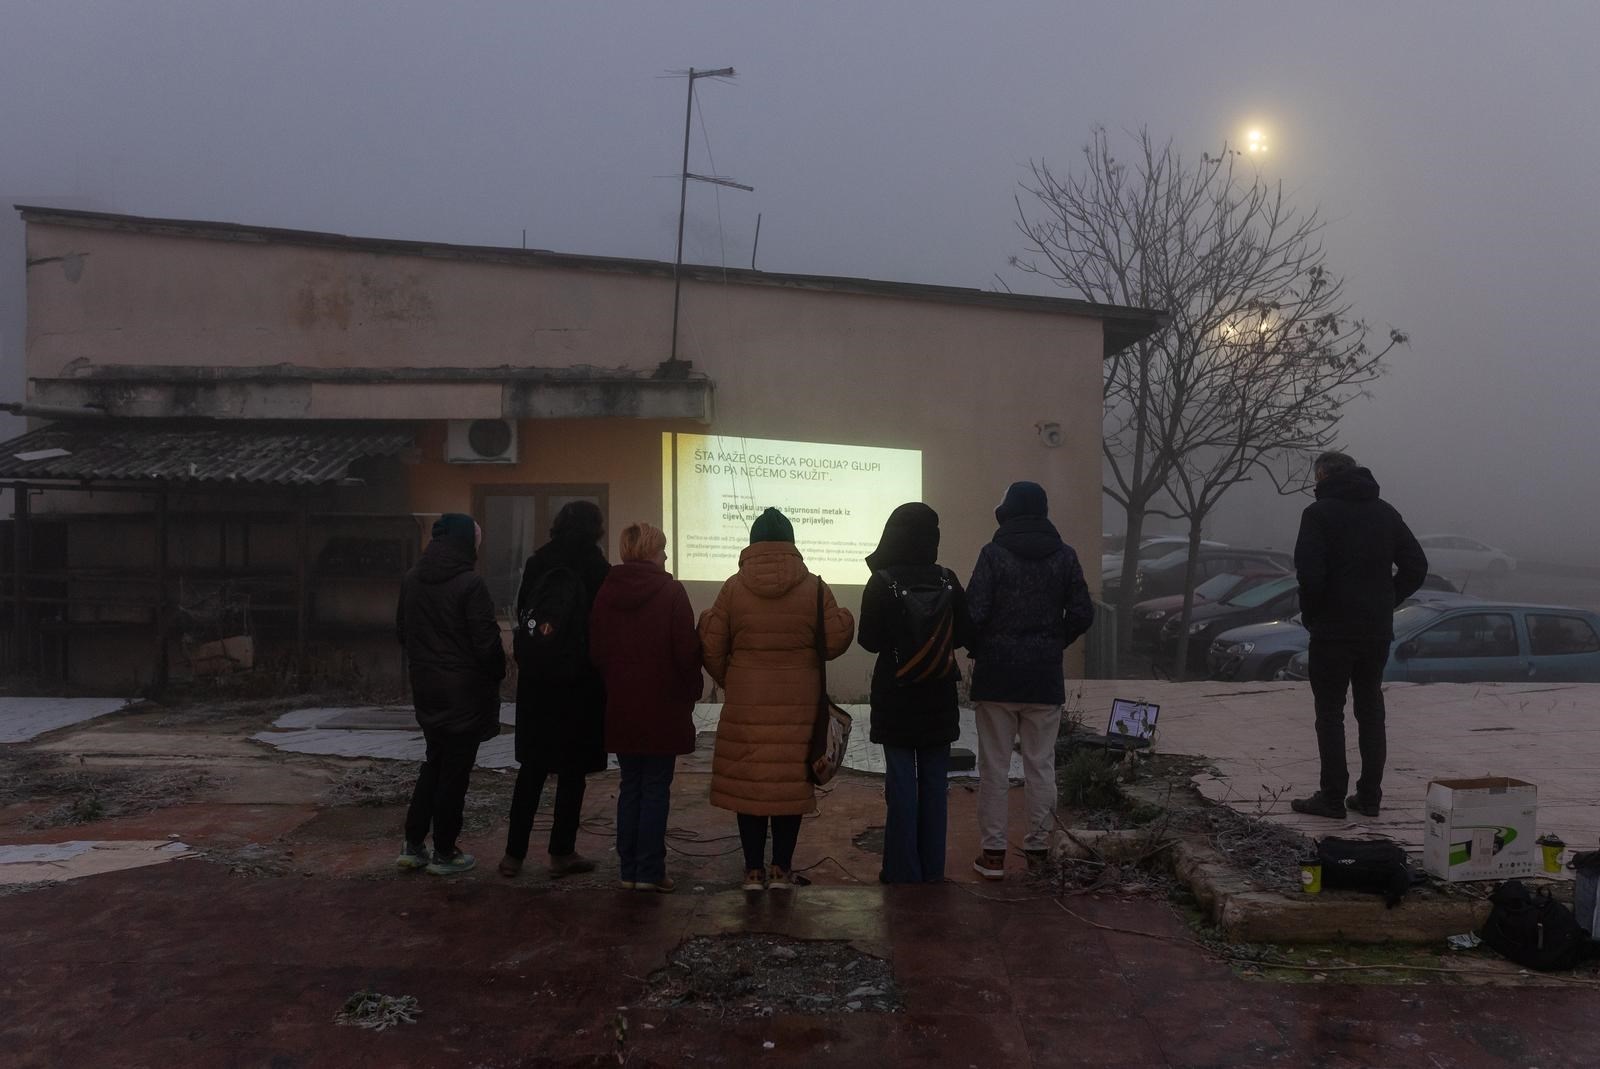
left=662, top=433, right=923, bottom=585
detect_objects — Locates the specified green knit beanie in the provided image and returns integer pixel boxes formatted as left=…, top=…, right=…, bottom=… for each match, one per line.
left=749, top=507, right=795, bottom=545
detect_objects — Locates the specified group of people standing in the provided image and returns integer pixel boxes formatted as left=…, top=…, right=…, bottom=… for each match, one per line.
left=395, top=480, right=1093, bottom=890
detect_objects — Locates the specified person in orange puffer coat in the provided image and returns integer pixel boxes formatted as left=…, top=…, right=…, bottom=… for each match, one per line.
left=699, top=507, right=854, bottom=891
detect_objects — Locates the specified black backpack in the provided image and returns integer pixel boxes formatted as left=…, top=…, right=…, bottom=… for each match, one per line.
left=515, top=566, right=588, bottom=681
left=874, top=567, right=958, bottom=687
left=1316, top=837, right=1413, bottom=908
left=1480, top=879, right=1593, bottom=972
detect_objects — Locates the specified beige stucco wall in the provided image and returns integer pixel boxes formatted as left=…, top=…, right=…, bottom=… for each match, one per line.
left=26, top=223, right=675, bottom=372
left=26, top=220, right=1106, bottom=693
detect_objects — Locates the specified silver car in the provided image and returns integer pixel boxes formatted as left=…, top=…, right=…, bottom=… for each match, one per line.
left=1207, top=614, right=1310, bottom=681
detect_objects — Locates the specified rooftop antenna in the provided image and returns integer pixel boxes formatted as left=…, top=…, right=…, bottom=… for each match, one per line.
left=661, top=66, right=752, bottom=378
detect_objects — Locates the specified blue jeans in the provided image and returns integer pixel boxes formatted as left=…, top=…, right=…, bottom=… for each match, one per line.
left=616, top=754, right=676, bottom=883
left=882, top=744, right=950, bottom=883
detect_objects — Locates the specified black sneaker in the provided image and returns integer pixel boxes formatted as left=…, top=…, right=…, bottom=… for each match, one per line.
left=425, top=850, right=477, bottom=876
left=396, top=840, right=431, bottom=871
left=1290, top=793, right=1347, bottom=819
left=1345, top=795, right=1381, bottom=818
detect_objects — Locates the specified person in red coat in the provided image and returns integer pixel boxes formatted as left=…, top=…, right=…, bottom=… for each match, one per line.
left=588, top=522, right=703, bottom=893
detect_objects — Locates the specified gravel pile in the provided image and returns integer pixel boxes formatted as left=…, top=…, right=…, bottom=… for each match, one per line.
left=642, top=935, right=900, bottom=1018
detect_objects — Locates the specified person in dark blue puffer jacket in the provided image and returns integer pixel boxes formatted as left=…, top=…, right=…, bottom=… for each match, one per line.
left=965, top=482, right=1093, bottom=880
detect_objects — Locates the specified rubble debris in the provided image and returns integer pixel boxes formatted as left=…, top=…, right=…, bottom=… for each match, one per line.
left=202, top=842, right=294, bottom=878
left=328, top=762, right=514, bottom=833
left=334, top=990, right=420, bottom=1031
left=1200, top=805, right=1316, bottom=890
left=1039, top=848, right=1180, bottom=899
left=641, top=935, right=900, bottom=1018
left=0, top=749, right=214, bottom=829
left=326, top=762, right=418, bottom=807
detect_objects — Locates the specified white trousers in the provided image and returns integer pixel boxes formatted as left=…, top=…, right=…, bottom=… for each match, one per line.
left=975, top=701, right=1062, bottom=852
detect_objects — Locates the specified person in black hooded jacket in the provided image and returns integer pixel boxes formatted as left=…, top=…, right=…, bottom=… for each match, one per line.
left=858, top=503, right=973, bottom=884
left=1290, top=451, right=1427, bottom=820
left=965, top=481, right=1093, bottom=881
left=500, top=500, right=611, bottom=879
left=396, top=513, right=506, bottom=876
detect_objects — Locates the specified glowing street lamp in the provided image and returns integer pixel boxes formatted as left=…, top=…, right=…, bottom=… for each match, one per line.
left=1246, top=128, right=1269, bottom=155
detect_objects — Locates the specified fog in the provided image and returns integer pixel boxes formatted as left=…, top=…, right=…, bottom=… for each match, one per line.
left=2, top=1, right=1596, bottom=562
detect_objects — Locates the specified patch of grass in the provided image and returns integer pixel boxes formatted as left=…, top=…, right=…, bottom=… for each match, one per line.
left=62, top=796, right=107, bottom=824
left=1058, top=748, right=1127, bottom=810
left=1126, top=801, right=1165, bottom=826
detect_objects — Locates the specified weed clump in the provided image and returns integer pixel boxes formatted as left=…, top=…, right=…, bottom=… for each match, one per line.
left=1058, top=748, right=1128, bottom=810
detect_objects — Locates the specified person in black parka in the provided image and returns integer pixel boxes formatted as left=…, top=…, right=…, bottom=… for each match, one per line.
left=1290, top=451, right=1427, bottom=820
left=858, top=503, right=972, bottom=884
left=965, top=481, right=1094, bottom=881
left=396, top=513, right=506, bottom=876
left=501, top=500, right=611, bottom=878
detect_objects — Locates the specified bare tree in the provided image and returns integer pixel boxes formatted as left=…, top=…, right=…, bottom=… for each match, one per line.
left=1013, top=126, right=1405, bottom=669
left=1156, top=298, right=1406, bottom=678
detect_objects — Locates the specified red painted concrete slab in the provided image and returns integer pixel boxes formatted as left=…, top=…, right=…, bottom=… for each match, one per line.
left=2, top=862, right=1597, bottom=1067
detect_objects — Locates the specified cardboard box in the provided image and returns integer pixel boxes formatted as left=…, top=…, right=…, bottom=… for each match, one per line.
left=1423, top=777, right=1537, bottom=882
left=185, top=634, right=254, bottom=677
left=221, top=635, right=255, bottom=671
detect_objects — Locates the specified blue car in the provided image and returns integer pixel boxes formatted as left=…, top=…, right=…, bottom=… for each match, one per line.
left=1210, top=586, right=1467, bottom=682
left=1282, top=601, right=1600, bottom=683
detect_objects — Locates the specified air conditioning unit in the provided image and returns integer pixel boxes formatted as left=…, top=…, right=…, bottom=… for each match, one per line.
left=446, top=419, right=518, bottom=464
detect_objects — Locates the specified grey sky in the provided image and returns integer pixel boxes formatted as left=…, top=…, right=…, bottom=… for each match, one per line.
left=2, top=1, right=1596, bottom=558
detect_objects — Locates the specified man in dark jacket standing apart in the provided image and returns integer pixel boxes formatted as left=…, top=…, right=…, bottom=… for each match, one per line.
left=967, top=482, right=1094, bottom=880
left=1291, top=452, right=1427, bottom=820
left=396, top=513, right=506, bottom=875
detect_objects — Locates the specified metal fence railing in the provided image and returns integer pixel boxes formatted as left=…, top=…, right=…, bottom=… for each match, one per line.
left=1082, top=599, right=1118, bottom=679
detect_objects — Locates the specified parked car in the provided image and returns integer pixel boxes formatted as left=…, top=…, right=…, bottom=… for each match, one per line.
left=1131, top=570, right=1287, bottom=653
left=1208, top=614, right=1309, bottom=682
left=1103, top=536, right=1225, bottom=592
left=1132, top=547, right=1293, bottom=601
left=1417, top=534, right=1516, bottom=577
left=1419, top=572, right=1459, bottom=593
left=1155, top=574, right=1301, bottom=676
left=1281, top=600, right=1600, bottom=683
left=1208, top=585, right=1468, bottom=682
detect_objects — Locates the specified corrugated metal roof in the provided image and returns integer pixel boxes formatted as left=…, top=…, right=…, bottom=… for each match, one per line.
left=0, top=422, right=414, bottom=485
